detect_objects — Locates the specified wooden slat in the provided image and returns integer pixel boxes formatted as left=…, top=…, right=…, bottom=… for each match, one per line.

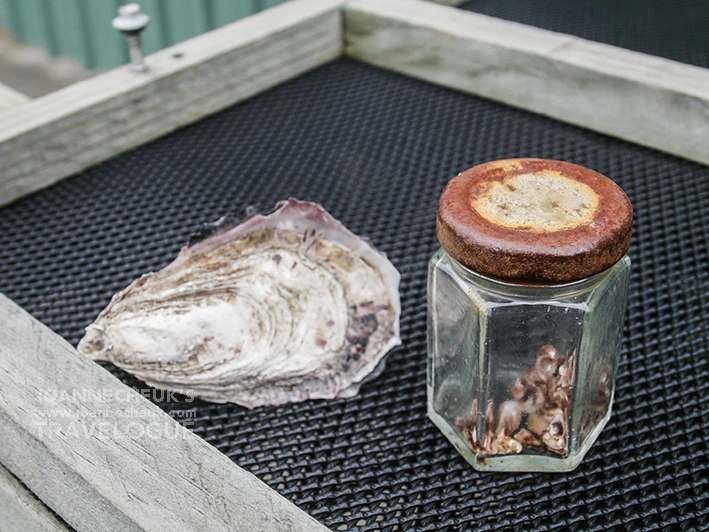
left=0, top=82, right=29, bottom=112
left=0, top=464, right=69, bottom=532
left=0, top=293, right=330, bottom=532
left=345, top=0, right=709, bottom=166
left=0, top=0, right=343, bottom=207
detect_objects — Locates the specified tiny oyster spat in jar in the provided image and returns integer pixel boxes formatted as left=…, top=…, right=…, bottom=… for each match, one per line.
left=427, top=159, right=632, bottom=472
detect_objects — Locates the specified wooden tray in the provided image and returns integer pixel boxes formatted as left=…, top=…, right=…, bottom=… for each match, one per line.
left=1, top=1, right=707, bottom=530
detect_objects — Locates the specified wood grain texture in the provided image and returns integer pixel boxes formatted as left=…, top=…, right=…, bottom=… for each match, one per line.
left=0, top=293, right=330, bottom=532
left=0, top=0, right=344, bottom=207
left=345, top=0, right=709, bottom=166
left=0, top=463, right=69, bottom=532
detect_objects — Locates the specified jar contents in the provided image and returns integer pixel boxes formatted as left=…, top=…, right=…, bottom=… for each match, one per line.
left=455, top=345, right=579, bottom=458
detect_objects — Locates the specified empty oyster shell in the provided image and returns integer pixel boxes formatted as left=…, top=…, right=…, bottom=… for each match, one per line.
left=78, top=199, right=401, bottom=408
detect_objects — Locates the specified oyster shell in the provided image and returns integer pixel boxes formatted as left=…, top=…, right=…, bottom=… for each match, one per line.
left=78, top=199, right=401, bottom=408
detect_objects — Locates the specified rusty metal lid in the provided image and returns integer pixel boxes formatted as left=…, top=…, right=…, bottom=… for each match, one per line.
left=437, top=159, right=633, bottom=283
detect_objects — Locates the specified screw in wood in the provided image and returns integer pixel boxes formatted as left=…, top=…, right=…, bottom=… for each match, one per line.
left=112, top=4, right=151, bottom=72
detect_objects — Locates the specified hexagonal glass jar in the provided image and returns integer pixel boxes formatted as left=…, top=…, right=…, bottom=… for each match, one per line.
left=427, top=249, right=630, bottom=472
left=428, top=158, right=633, bottom=473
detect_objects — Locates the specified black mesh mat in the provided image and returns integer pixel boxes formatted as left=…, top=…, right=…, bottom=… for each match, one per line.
left=1, top=59, right=708, bottom=530
left=461, top=0, right=709, bottom=69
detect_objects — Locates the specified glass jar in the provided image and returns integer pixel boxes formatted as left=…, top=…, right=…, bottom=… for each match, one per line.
left=427, top=159, right=632, bottom=472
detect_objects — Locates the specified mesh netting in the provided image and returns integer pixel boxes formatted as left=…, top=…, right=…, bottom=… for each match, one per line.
left=1, top=59, right=707, bottom=530
left=461, top=0, right=709, bottom=69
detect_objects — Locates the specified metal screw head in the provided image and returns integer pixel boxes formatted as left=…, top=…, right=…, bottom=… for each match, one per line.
left=112, top=3, right=150, bottom=72
left=112, top=3, right=150, bottom=34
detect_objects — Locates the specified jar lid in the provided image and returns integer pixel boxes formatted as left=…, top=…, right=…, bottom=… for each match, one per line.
left=437, top=159, right=632, bottom=283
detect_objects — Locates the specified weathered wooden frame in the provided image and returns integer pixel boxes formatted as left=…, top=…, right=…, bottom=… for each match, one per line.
left=345, top=0, right=709, bottom=167
left=1, top=0, right=707, bottom=529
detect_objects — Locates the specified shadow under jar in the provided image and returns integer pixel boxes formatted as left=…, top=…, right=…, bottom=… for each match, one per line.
left=427, top=159, right=632, bottom=472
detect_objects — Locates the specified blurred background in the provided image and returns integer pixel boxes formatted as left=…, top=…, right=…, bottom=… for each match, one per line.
left=0, top=0, right=290, bottom=97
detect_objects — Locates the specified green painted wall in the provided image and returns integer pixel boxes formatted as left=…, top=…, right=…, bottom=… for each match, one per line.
left=0, top=0, right=289, bottom=70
